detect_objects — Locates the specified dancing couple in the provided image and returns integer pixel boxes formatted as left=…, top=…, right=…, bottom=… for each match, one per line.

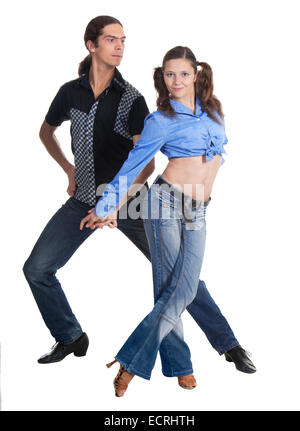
left=23, top=15, right=256, bottom=398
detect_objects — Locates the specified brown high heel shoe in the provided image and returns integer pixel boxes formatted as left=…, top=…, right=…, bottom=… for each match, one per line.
left=106, top=359, right=135, bottom=397
left=177, top=374, right=197, bottom=389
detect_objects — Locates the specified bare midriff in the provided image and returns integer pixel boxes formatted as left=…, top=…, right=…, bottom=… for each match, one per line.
left=161, top=154, right=222, bottom=202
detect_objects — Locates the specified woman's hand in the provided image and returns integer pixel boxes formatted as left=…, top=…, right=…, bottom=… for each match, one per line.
left=80, top=209, right=118, bottom=230
left=93, top=209, right=118, bottom=229
left=94, top=213, right=118, bottom=229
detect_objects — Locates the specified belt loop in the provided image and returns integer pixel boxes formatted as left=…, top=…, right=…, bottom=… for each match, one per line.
left=153, top=174, right=162, bottom=185
left=204, top=197, right=211, bottom=207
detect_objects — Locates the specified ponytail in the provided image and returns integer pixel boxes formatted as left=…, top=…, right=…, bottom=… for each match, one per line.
left=78, top=54, right=92, bottom=76
left=195, top=61, right=224, bottom=124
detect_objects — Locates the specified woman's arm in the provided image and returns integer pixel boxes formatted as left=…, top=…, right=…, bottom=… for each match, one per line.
left=79, top=114, right=163, bottom=231
left=115, top=134, right=155, bottom=212
left=87, top=140, right=155, bottom=231
left=94, top=113, right=165, bottom=218
left=207, top=114, right=228, bottom=165
left=82, top=156, right=155, bottom=231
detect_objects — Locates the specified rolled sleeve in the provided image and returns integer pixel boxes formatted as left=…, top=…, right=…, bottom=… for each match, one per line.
left=208, top=114, right=228, bottom=165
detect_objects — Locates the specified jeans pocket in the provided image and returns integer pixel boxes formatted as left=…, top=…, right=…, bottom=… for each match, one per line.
left=156, top=189, right=179, bottom=209
left=184, top=206, right=206, bottom=230
left=154, top=190, right=179, bottom=224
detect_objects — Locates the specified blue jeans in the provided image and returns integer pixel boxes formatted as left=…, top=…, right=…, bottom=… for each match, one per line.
left=115, top=177, right=208, bottom=379
left=23, top=187, right=238, bottom=355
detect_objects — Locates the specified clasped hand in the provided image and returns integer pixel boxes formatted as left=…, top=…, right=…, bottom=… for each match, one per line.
left=80, top=208, right=118, bottom=230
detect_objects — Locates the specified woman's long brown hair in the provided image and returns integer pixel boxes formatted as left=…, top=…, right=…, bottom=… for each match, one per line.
left=154, top=46, right=224, bottom=123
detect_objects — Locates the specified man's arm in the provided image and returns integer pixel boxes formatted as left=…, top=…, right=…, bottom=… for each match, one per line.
left=39, top=120, right=76, bottom=196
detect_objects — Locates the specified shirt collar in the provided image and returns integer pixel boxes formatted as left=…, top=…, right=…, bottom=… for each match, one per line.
left=112, top=68, right=126, bottom=93
left=170, top=97, right=202, bottom=117
left=78, top=67, right=126, bottom=94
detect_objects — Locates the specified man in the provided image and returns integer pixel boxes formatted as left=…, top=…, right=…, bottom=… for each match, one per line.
left=23, top=15, right=256, bottom=376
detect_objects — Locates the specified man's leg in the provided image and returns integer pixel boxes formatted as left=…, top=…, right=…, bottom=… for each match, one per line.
left=186, top=283, right=239, bottom=355
left=23, top=197, right=96, bottom=344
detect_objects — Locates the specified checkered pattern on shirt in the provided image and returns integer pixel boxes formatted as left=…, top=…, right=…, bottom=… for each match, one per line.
left=113, top=80, right=142, bottom=139
left=70, top=102, right=99, bottom=206
left=68, top=79, right=141, bottom=206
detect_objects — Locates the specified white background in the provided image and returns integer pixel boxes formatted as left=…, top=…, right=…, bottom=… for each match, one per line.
left=0, top=0, right=300, bottom=411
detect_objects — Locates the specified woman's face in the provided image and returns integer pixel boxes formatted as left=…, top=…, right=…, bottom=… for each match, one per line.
left=163, top=58, right=196, bottom=101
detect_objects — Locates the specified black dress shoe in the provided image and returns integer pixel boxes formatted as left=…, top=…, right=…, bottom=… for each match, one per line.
left=224, top=345, right=256, bottom=374
left=37, top=333, right=89, bottom=364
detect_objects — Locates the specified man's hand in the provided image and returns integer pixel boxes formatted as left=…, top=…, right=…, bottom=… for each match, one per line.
left=66, top=165, right=76, bottom=197
left=80, top=208, right=118, bottom=230
left=39, top=121, right=77, bottom=196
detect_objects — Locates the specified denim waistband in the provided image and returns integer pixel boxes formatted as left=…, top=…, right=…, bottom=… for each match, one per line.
left=153, top=175, right=211, bottom=208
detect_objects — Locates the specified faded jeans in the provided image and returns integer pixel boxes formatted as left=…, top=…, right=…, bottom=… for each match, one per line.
left=115, top=176, right=212, bottom=379
left=23, top=183, right=238, bottom=363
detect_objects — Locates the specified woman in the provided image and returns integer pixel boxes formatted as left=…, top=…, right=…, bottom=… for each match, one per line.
left=80, top=46, right=228, bottom=396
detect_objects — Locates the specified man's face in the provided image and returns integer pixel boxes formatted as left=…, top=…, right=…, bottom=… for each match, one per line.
left=91, top=23, right=126, bottom=67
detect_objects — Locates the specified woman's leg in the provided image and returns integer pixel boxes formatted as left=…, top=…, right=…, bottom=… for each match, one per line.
left=117, top=190, right=195, bottom=377
left=143, top=216, right=194, bottom=377
left=114, top=188, right=206, bottom=380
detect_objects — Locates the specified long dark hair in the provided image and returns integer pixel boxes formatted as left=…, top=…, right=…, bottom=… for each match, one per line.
left=153, top=46, right=224, bottom=123
left=78, top=16, right=123, bottom=76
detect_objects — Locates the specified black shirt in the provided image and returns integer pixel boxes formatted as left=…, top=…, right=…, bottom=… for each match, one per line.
left=45, top=68, right=149, bottom=206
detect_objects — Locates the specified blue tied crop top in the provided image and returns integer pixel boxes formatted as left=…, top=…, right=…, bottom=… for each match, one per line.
left=94, top=97, right=228, bottom=218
